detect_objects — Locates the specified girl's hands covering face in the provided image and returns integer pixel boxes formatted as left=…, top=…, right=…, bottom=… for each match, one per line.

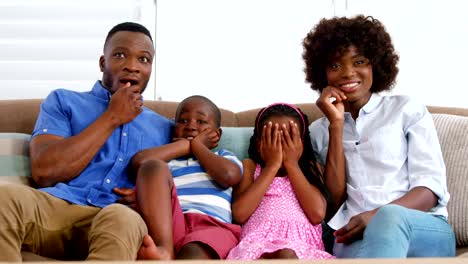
left=259, top=121, right=282, bottom=169
left=281, top=121, right=303, bottom=166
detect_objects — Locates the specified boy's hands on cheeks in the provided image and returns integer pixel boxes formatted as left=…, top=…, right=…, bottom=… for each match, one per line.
left=281, top=121, right=303, bottom=167
left=107, top=82, right=143, bottom=125
left=260, top=122, right=282, bottom=171
left=191, top=128, right=220, bottom=150
left=316, top=86, right=346, bottom=124
left=334, top=209, right=377, bottom=244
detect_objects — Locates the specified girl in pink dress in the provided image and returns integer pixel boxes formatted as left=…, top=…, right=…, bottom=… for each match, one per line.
left=227, top=103, right=335, bottom=260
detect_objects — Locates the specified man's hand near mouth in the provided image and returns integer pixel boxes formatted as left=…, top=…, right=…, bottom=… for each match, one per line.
left=106, top=82, right=143, bottom=125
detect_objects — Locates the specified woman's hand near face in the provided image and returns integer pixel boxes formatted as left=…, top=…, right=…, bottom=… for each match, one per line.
left=260, top=121, right=282, bottom=171
left=281, top=121, right=303, bottom=168
left=316, top=86, right=346, bottom=124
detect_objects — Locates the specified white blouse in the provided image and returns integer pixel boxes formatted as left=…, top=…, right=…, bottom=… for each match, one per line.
left=310, top=93, right=449, bottom=230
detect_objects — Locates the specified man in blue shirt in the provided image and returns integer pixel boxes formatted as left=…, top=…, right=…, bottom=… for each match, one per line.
left=0, top=22, right=173, bottom=261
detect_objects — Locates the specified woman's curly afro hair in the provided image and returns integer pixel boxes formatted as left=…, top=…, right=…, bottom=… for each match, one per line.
left=302, top=15, right=399, bottom=93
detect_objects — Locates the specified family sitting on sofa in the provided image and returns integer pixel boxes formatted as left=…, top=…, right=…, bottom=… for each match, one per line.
left=0, top=15, right=455, bottom=261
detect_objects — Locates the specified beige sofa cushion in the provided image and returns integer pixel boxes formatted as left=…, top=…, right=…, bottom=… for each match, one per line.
left=432, top=114, right=468, bottom=247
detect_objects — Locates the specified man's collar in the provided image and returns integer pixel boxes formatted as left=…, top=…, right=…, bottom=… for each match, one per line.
left=91, top=81, right=111, bottom=100
left=361, top=93, right=383, bottom=114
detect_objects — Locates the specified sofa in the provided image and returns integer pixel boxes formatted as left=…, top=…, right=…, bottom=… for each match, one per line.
left=1, top=98, right=468, bottom=261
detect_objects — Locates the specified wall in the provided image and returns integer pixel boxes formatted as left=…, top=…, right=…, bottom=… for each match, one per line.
left=1, top=0, right=467, bottom=112
left=155, top=0, right=468, bottom=111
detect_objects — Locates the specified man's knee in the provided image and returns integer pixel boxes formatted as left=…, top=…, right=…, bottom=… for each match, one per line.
left=93, top=203, right=147, bottom=235
left=88, top=204, right=147, bottom=259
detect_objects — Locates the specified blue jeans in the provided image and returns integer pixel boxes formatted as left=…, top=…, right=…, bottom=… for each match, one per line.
left=333, top=204, right=456, bottom=258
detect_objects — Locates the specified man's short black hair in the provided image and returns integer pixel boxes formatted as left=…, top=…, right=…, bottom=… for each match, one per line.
left=104, top=22, right=153, bottom=50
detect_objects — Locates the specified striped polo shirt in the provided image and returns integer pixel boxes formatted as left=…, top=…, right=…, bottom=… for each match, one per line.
left=168, top=149, right=242, bottom=223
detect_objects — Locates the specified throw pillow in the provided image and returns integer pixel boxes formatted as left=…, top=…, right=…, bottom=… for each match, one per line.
left=216, top=127, right=253, bottom=161
left=0, top=133, right=32, bottom=185
left=432, top=113, right=468, bottom=247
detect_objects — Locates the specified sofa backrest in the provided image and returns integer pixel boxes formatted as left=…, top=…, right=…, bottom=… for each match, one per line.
left=0, top=99, right=42, bottom=134
left=2, top=98, right=468, bottom=249
left=3, top=99, right=468, bottom=135
left=0, top=99, right=239, bottom=134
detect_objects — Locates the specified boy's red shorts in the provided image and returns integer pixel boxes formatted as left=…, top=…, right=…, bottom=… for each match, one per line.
left=170, top=187, right=241, bottom=259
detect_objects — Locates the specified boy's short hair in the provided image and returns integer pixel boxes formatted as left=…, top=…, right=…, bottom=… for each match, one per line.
left=176, top=95, right=222, bottom=127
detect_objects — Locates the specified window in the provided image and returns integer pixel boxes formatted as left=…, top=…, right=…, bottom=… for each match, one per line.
left=0, top=0, right=156, bottom=99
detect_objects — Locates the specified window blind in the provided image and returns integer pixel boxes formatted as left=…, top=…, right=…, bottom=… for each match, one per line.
left=0, top=0, right=156, bottom=100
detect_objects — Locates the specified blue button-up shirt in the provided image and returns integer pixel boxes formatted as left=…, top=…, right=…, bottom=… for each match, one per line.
left=32, top=81, right=173, bottom=208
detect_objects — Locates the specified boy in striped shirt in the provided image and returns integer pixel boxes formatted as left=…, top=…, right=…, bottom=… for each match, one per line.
left=131, top=95, right=242, bottom=260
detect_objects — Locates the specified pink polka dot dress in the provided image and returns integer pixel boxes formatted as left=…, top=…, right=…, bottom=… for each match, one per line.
left=227, top=164, right=334, bottom=260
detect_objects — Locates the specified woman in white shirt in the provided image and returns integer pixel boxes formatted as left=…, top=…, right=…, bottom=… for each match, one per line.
left=302, top=15, right=455, bottom=258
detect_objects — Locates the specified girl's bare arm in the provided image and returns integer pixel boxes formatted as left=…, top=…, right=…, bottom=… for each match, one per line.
left=231, top=159, right=278, bottom=224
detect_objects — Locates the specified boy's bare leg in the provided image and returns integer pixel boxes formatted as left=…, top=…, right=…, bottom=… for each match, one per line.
left=136, top=159, right=174, bottom=260
left=176, top=242, right=218, bottom=259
